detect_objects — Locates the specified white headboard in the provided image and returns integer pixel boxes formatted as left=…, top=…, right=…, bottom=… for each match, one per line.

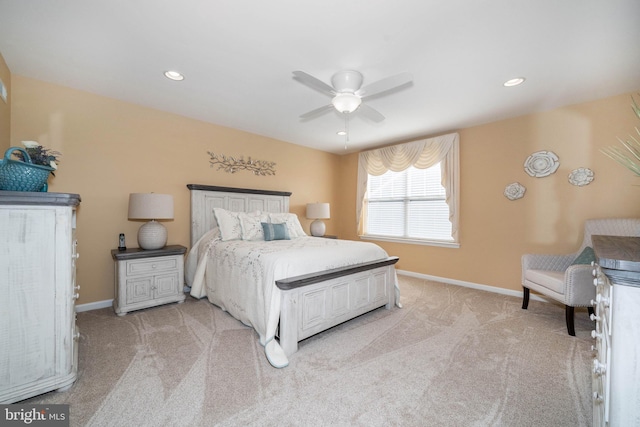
left=187, top=184, right=291, bottom=246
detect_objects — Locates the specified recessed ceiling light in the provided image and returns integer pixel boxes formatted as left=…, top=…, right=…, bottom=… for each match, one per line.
left=504, top=77, right=525, bottom=87
left=337, top=131, right=347, bottom=136
left=164, top=70, right=184, bottom=81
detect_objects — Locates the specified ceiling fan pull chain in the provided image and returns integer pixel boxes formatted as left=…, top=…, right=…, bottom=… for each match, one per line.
left=344, top=113, right=349, bottom=150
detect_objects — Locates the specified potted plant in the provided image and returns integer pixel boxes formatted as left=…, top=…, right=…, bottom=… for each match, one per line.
left=601, top=95, right=640, bottom=175
left=0, top=141, right=61, bottom=192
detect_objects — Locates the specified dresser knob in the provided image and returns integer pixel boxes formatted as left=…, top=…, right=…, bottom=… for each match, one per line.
left=593, top=391, right=604, bottom=403
left=590, top=313, right=600, bottom=322
left=591, top=330, right=603, bottom=340
left=592, top=359, right=606, bottom=376
left=74, top=331, right=80, bottom=340
left=72, top=293, right=80, bottom=300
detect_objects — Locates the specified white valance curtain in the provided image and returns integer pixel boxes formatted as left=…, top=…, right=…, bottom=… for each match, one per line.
left=356, top=132, right=460, bottom=240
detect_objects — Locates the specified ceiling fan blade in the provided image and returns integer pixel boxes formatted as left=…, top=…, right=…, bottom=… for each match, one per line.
left=357, top=72, right=413, bottom=99
left=300, top=104, right=334, bottom=120
left=358, top=103, right=385, bottom=123
left=293, top=71, right=336, bottom=97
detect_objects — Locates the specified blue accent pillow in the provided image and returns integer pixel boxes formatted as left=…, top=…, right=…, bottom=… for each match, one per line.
left=261, top=222, right=290, bottom=241
left=571, top=246, right=595, bottom=265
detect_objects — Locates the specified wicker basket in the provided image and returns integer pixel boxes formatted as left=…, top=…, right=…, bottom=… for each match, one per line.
left=0, top=147, right=54, bottom=192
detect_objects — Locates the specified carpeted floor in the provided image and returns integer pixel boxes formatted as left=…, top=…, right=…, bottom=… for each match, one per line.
left=25, top=275, right=594, bottom=426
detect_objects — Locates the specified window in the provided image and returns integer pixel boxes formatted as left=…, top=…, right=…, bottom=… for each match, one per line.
left=365, top=163, right=453, bottom=243
left=356, top=133, right=459, bottom=247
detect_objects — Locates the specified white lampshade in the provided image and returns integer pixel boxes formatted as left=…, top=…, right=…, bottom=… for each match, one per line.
left=306, top=203, right=330, bottom=220
left=306, top=203, right=330, bottom=237
left=128, top=193, right=174, bottom=250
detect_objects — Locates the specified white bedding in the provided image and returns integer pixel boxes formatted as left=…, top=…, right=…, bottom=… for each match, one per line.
left=185, top=229, right=395, bottom=367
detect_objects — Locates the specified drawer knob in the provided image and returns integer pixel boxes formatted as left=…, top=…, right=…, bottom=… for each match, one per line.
left=593, top=392, right=604, bottom=403
left=590, top=313, right=600, bottom=322
left=591, top=330, right=603, bottom=340
left=592, top=359, right=606, bottom=376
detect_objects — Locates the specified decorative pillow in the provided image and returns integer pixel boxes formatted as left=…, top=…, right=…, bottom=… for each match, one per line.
left=213, top=208, right=242, bottom=241
left=261, top=222, right=290, bottom=241
left=571, top=246, right=596, bottom=265
left=239, top=212, right=269, bottom=241
left=268, top=213, right=307, bottom=238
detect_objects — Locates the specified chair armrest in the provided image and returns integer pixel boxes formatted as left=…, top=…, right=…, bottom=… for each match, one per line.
left=521, top=253, right=575, bottom=285
left=564, top=264, right=596, bottom=306
left=522, top=253, right=574, bottom=272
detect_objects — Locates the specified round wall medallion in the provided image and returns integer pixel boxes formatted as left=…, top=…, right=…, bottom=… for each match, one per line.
left=504, top=182, right=526, bottom=200
left=524, top=151, right=560, bottom=177
left=568, top=167, right=594, bottom=186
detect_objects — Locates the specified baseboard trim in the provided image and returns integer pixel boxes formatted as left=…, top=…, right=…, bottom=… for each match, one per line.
left=396, top=270, right=548, bottom=303
left=76, top=299, right=113, bottom=313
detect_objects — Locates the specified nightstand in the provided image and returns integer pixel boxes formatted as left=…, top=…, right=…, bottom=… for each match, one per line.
left=111, top=245, right=187, bottom=316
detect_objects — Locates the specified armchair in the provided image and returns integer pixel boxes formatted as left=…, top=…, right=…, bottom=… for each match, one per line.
left=522, top=218, right=640, bottom=336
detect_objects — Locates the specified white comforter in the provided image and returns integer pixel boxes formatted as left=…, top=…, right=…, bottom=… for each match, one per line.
left=185, top=229, right=394, bottom=367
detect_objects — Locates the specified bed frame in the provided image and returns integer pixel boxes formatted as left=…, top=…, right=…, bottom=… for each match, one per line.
left=187, top=184, right=399, bottom=357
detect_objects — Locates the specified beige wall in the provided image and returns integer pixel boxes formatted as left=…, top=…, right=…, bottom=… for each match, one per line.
left=9, top=69, right=640, bottom=303
left=10, top=75, right=341, bottom=304
left=0, top=53, right=9, bottom=151
left=337, top=90, right=640, bottom=291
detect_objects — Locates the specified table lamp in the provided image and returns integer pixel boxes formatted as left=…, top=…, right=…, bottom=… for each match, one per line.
left=128, top=193, right=174, bottom=250
left=306, top=202, right=330, bottom=237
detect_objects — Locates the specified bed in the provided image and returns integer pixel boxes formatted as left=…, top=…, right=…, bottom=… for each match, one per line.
left=185, top=184, right=400, bottom=368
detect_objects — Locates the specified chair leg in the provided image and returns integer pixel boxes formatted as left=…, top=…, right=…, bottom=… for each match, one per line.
left=522, top=287, right=530, bottom=309
left=565, top=305, right=576, bottom=336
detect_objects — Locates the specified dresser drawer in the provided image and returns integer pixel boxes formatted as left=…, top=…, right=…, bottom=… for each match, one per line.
left=125, top=256, right=178, bottom=276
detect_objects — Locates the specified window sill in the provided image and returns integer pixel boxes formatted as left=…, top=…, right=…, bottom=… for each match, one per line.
left=360, top=235, right=460, bottom=248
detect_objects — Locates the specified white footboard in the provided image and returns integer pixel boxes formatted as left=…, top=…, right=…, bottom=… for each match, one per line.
left=276, top=257, right=399, bottom=356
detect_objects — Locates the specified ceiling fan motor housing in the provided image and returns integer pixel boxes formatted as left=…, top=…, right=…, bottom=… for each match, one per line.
left=331, top=70, right=363, bottom=93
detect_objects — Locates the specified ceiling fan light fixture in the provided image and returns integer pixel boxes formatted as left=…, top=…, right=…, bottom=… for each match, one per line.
left=332, top=93, right=362, bottom=113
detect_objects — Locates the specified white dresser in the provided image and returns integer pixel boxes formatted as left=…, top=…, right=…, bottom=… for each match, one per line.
left=592, top=235, right=640, bottom=426
left=0, top=191, right=81, bottom=403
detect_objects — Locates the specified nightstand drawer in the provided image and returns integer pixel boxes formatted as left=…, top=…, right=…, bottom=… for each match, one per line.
left=126, top=257, right=178, bottom=276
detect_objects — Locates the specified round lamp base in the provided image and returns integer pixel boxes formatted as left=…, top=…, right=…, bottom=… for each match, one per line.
left=310, top=219, right=326, bottom=237
left=137, top=220, right=167, bottom=250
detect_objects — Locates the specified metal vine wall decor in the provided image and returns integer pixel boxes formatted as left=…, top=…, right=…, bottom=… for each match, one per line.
left=208, top=152, right=276, bottom=176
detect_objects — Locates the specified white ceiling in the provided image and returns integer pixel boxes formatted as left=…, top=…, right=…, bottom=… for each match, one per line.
left=1, top=0, right=639, bottom=155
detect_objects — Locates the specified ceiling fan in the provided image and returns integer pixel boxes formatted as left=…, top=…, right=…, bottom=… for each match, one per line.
left=293, top=70, right=413, bottom=122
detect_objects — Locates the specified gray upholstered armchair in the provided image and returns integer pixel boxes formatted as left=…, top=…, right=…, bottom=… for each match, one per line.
left=522, top=218, right=640, bottom=336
